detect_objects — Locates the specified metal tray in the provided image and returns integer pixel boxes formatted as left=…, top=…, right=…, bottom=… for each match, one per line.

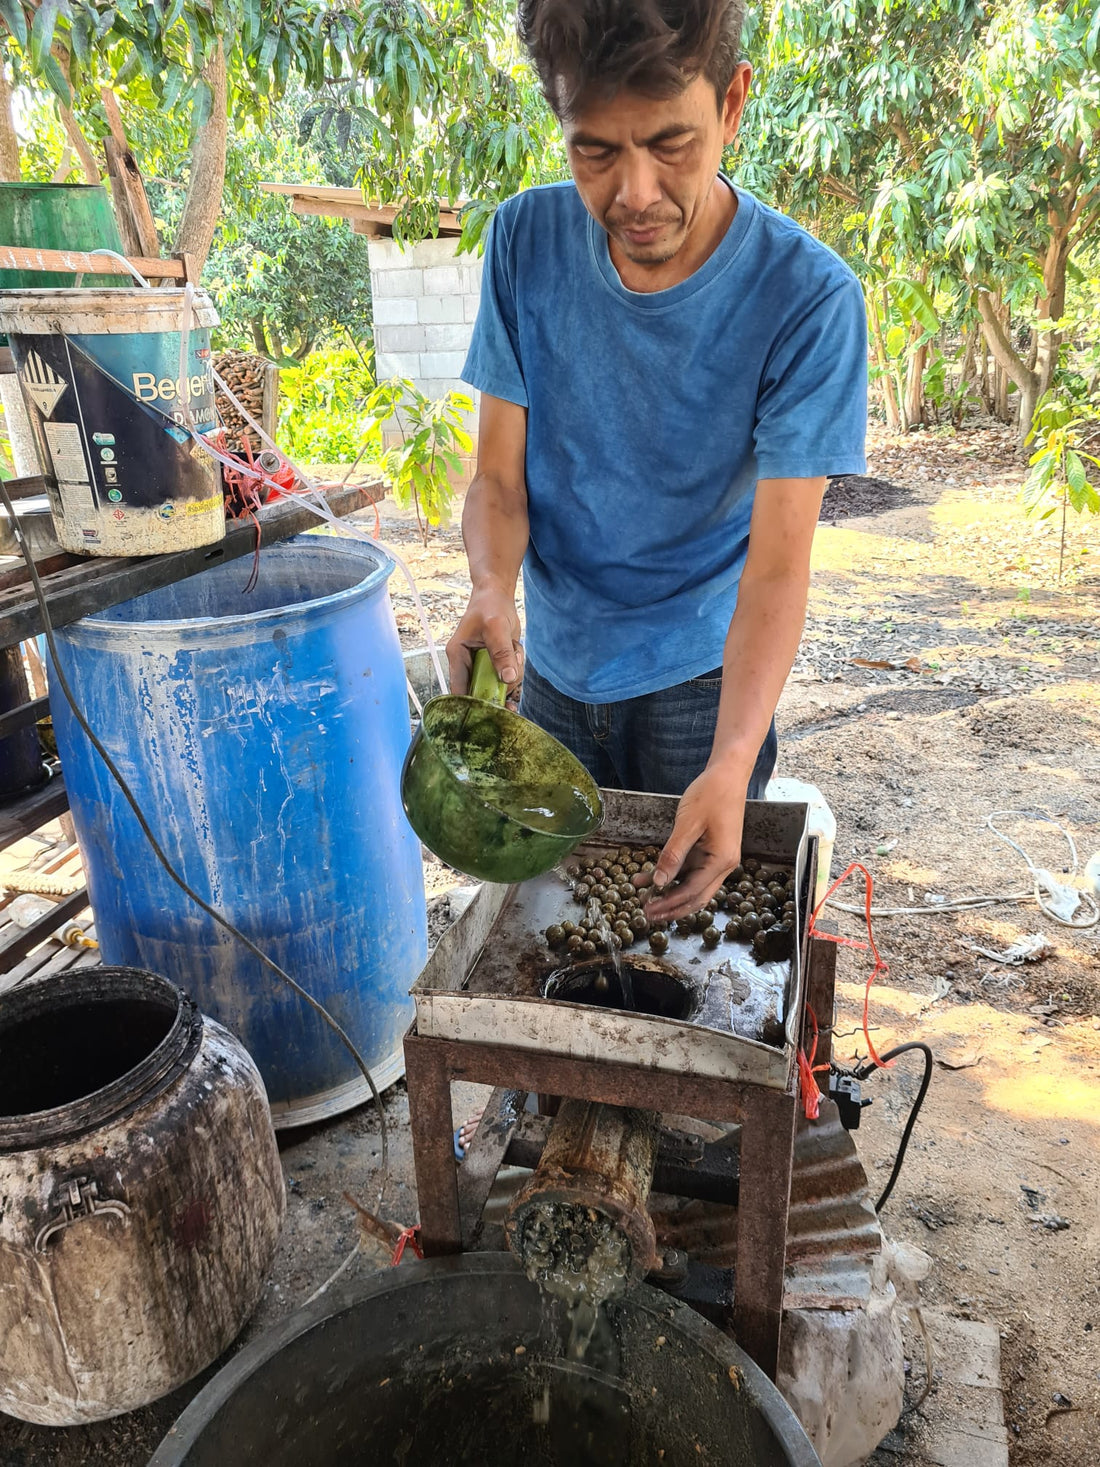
left=412, top=791, right=812, bottom=1089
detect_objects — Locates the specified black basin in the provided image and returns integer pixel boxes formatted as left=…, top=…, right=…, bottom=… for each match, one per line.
left=149, top=1254, right=819, bottom=1466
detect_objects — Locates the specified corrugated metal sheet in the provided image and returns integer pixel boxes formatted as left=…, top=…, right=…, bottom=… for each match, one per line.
left=650, top=1100, right=881, bottom=1312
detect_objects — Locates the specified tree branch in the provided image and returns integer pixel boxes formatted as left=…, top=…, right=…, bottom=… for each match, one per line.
left=101, top=87, right=160, bottom=257
left=974, top=290, right=1036, bottom=394
left=51, top=47, right=99, bottom=183
left=888, top=109, right=916, bottom=163
left=0, top=64, right=20, bottom=181
left=821, top=174, right=861, bottom=205
left=173, top=45, right=228, bottom=270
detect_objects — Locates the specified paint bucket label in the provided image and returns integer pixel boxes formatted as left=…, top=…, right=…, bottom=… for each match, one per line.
left=7, top=308, right=225, bottom=558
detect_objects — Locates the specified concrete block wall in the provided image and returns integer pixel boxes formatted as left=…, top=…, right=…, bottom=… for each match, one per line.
left=368, top=236, right=483, bottom=482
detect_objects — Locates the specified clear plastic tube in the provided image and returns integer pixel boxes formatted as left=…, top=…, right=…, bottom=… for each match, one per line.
left=170, top=278, right=449, bottom=697
left=88, top=248, right=152, bottom=287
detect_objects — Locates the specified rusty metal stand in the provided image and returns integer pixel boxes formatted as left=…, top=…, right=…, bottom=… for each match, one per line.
left=404, top=928, right=838, bottom=1383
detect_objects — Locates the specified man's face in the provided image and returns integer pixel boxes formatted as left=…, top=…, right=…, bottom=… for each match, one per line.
left=562, top=68, right=752, bottom=272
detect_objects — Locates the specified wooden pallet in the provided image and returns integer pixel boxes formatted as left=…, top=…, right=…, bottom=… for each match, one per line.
left=0, top=842, right=100, bottom=994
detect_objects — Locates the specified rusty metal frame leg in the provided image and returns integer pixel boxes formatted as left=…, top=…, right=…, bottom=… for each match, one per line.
left=731, top=1085, right=798, bottom=1379
left=804, top=926, right=838, bottom=1072
left=403, top=1029, right=462, bottom=1256
left=458, top=1087, right=527, bottom=1250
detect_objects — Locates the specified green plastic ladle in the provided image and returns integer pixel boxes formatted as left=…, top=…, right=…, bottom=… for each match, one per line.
left=400, top=649, right=603, bottom=883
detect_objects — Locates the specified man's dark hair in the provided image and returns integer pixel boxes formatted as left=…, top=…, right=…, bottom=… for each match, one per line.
left=517, top=0, right=746, bottom=120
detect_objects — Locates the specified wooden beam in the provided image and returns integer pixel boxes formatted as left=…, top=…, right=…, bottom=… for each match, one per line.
left=0, top=480, right=385, bottom=652
left=0, top=474, right=47, bottom=501
left=0, top=693, right=49, bottom=742
left=270, top=183, right=463, bottom=234
left=0, top=246, right=184, bottom=280
left=0, top=885, right=89, bottom=968
left=261, top=360, right=280, bottom=444
left=101, top=88, right=161, bottom=259
left=0, top=774, right=69, bottom=849
left=290, top=197, right=380, bottom=223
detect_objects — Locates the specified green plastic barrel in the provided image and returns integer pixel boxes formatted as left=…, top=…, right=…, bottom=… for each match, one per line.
left=0, top=183, right=130, bottom=290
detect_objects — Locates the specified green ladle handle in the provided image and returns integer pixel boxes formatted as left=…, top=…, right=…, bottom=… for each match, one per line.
left=469, top=648, right=508, bottom=706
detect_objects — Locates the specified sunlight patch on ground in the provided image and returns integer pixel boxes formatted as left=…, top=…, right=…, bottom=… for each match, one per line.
left=835, top=979, right=1100, bottom=1131
left=880, top=858, right=948, bottom=885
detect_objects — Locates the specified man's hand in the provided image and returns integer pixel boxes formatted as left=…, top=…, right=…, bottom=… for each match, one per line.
left=446, top=584, right=524, bottom=696
left=636, top=760, right=750, bottom=921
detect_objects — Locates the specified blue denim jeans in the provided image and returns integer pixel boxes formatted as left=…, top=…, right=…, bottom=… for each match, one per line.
left=519, top=661, right=778, bottom=798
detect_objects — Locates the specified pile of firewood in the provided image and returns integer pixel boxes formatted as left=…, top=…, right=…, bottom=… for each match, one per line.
left=214, top=350, right=271, bottom=451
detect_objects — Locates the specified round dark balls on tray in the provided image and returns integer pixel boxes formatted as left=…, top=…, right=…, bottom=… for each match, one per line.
left=649, top=930, right=669, bottom=955
left=702, top=926, right=721, bottom=949
left=545, top=924, right=566, bottom=948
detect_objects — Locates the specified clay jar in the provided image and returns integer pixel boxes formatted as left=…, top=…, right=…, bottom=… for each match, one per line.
left=0, top=967, right=285, bottom=1425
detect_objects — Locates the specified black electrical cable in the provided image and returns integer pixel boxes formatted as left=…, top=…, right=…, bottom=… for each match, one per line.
left=855, top=1042, right=934, bottom=1213
left=0, top=477, right=389, bottom=1204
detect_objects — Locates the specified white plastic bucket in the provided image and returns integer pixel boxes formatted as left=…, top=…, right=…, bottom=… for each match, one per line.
left=0, top=288, right=225, bottom=557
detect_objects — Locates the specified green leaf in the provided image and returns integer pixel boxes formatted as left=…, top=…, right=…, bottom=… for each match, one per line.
left=0, top=0, right=28, bottom=51
left=890, top=277, right=939, bottom=336
left=113, top=48, right=140, bottom=86
left=1086, top=2, right=1100, bottom=60
left=161, top=61, right=186, bottom=112
left=40, top=50, right=71, bottom=106
left=69, top=10, right=92, bottom=67
left=29, top=0, right=59, bottom=75
left=273, top=32, right=291, bottom=93
left=1065, top=451, right=1088, bottom=496
left=192, top=77, right=214, bottom=130
left=241, top=0, right=260, bottom=53
left=254, top=29, right=278, bottom=82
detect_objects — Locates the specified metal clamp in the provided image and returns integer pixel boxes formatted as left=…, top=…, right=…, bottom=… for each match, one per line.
left=34, top=1176, right=131, bottom=1254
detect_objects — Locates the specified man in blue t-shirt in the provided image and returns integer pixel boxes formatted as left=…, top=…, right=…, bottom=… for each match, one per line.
left=447, top=0, right=867, bottom=922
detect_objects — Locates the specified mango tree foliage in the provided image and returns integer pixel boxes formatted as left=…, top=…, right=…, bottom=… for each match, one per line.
left=740, top=0, right=1100, bottom=441
left=295, top=1, right=566, bottom=248
left=127, top=95, right=374, bottom=359
left=0, top=0, right=564, bottom=258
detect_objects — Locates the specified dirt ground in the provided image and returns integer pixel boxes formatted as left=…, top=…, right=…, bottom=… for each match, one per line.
left=1, top=417, right=1097, bottom=1465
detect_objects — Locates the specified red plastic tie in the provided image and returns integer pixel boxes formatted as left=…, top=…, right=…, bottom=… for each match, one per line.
left=808, top=861, right=890, bottom=1071
left=390, top=1225, right=423, bottom=1266
left=797, top=1046, right=822, bottom=1119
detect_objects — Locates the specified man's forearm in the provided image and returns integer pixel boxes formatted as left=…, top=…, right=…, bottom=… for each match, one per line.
left=462, top=470, right=531, bottom=595
left=708, top=566, right=811, bottom=777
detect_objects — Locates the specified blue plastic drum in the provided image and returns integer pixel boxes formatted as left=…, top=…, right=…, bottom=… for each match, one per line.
left=49, top=535, right=427, bottom=1126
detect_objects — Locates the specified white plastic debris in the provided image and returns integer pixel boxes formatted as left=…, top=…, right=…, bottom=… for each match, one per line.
left=965, top=933, right=1053, bottom=965
left=6, top=893, right=55, bottom=929
left=1035, top=869, right=1088, bottom=924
